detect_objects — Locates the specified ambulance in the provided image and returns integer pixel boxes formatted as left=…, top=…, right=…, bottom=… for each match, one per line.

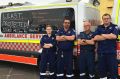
left=112, top=0, right=120, bottom=76
left=0, top=0, right=100, bottom=65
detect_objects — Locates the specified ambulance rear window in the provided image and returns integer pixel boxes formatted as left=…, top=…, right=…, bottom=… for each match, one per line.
left=1, top=8, right=75, bottom=34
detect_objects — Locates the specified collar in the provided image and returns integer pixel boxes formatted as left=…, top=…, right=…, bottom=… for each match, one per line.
left=83, top=31, right=92, bottom=35
left=102, top=22, right=113, bottom=28
left=61, top=27, right=71, bottom=32
left=46, top=34, right=52, bottom=38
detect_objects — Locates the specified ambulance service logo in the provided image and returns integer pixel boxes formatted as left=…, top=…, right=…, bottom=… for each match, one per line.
left=52, top=37, right=54, bottom=40
left=68, top=31, right=71, bottom=34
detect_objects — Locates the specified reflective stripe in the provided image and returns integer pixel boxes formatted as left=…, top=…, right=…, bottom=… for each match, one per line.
left=57, top=74, right=64, bottom=77
left=49, top=72, right=54, bottom=75
left=0, top=39, right=40, bottom=43
left=40, top=72, right=54, bottom=75
left=80, top=73, right=86, bottom=76
left=40, top=73, right=46, bottom=75
left=89, top=74, right=94, bottom=78
left=66, top=74, right=74, bottom=77
left=115, top=0, right=120, bottom=24
left=0, top=3, right=77, bottom=12
left=100, top=77, right=107, bottom=79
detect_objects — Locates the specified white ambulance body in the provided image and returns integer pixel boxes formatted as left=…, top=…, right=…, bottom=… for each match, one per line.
left=0, top=1, right=100, bottom=65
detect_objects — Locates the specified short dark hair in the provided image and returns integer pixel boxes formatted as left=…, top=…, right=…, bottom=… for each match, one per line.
left=63, top=16, right=71, bottom=22
left=45, top=24, right=52, bottom=29
left=102, top=13, right=111, bottom=19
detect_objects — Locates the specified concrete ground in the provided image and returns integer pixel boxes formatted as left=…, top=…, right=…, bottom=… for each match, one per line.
left=0, top=61, right=101, bottom=79
left=0, top=61, right=39, bottom=79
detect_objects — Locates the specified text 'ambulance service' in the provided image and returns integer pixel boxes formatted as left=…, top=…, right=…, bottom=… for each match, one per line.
left=0, top=0, right=100, bottom=66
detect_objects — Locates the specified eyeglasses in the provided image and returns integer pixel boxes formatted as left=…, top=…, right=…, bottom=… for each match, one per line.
left=103, top=18, right=111, bottom=20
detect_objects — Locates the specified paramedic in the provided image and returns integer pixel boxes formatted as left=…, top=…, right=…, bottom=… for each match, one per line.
left=93, top=13, right=118, bottom=79
left=40, top=24, right=56, bottom=79
left=56, top=17, right=75, bottom=79
left=78, top=21, right=95, bottom=79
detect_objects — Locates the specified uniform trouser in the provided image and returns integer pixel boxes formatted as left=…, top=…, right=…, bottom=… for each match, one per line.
left=57, top=50, right=73, bottom=79
left=79, top=51, right=95, bottom=79
left=98, top=53, right=118, bottom=79
left=40, top=51, right=56, bottom=79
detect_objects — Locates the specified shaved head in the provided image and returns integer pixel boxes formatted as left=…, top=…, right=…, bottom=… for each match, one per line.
left=83, top=21, right=91, bottom=32
left=84, top=21, right=91, bottom=26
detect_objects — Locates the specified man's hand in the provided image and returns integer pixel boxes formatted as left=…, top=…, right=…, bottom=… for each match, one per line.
left=47, top=44, right=53, bottom=47
left=61, top=35, right=66, bottom=40
left=78, top=39, right=87, bottom=45
left=43, top=44, right=50, bottom=48
left=108, top=33, right=117, bottom=39
left=43, top=43, right=53, bottom=48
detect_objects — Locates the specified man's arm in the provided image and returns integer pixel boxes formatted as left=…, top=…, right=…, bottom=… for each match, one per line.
left=95, top=25, right=118, bottom=40
left=78, top=39, right=95, bottom=45
left=93, top=35, right=106, bottom=41
left=93, top=33, right=117, bottom=41
left=85, top=39, right=95, bottom=45
left=63, top=35, right=75, bottom=41
left=56, top=36, right=66, bottom=41
left=93, top=26, right=107, bottom=41
left=101, top=33, right=117, bottom=39
left=64, top=29, right=76, bottom=41
left=43, top=44, right=51, bottom=48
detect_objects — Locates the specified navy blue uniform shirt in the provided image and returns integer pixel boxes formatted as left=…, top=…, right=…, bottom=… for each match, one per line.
left=94, top=23, right=118, bottom=53
left=78, top=31, right=95, bottom=51
left=56, top=28, right=75, bottom=50
left=40, top=34, right=56, bottom=52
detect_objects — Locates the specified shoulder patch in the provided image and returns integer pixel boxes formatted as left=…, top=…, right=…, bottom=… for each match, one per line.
left=89, top=32, right=93, bottom=36
left=115, top=26, right=119, bottom=30
left=109, top=26, right=112, bottom=30
left=52, top=37, right=54, bottom=40
left=72, top=29, right=75, bottom=32
left=68, top=31, right=71, bottom=34
left=57, top=30, right=60, bottom=32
